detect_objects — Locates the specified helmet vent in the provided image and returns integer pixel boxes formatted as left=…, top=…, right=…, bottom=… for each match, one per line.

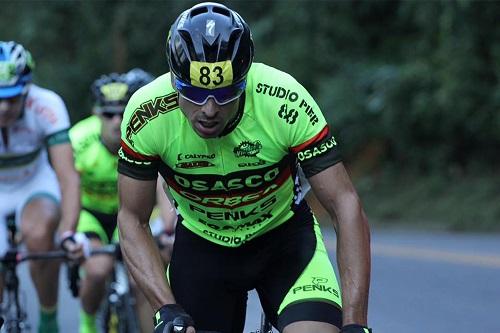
left=178, top=30, right=197, bottom=61
left=213, top=6, right=230, bottom=17
left=191, top=6, right=208, bottom=17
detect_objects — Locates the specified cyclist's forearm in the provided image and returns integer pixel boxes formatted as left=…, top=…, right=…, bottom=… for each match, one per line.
left=118, top=210, right=175, bottom=310
left=57, top=167, right=81, bottom=233
left=335, top=204, right=371, bottom=326
left=50, top=143, right=81, bottom=233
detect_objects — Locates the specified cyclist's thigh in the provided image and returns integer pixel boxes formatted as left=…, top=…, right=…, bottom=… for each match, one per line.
left=9, top=164, right=60, bottom=236
left=168, top=223, right=247, bottom=333
left=256, top=212, right=342, bottom=332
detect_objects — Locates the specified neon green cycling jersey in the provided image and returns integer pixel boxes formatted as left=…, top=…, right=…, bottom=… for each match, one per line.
left=70, top=115, right=118, bottom=214
left=118, top=63, right=341, bottom=247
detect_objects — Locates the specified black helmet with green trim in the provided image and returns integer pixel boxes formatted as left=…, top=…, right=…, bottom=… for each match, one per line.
left=0, top=41, right=35, bottom=98
left=167, top=2, right=254, bottom=89
left=91, top=68, right=154, bottom=111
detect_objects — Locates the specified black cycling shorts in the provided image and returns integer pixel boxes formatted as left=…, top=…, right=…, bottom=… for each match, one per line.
left=168, top=201, right=342, bottom=333
left=77, top=207, right=117, bottom=244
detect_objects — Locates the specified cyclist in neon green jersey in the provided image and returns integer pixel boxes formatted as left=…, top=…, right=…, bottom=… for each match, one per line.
left=70, top=69, right=177, bottom=333
left=117, top=3, right=372, bottom=333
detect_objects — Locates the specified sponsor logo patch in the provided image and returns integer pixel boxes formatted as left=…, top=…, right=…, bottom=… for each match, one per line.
left=233, top=140, right=262, bottom=157
left=125, top=92, right=178, bottom=146
left=297, top=136, right=337, bottom=161
left=175, top=161, right=215, bottom=169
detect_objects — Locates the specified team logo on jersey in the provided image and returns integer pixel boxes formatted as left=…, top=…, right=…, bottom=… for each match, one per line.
left=255, top=83, right=299, bottom=103
left=299, top=99, right=319, bottom=126
left=297, top=136, right=337, bottom=161
left=177, top=153, right=216, bottom=161
left=278, top=104, right=298, bottom=125
left=238, top=159, right=266, bottom=167
left=233, top=140, right=262, bottom=157
left=125, top=92, right=178, bottom=146
left=176, top=161, right=215, bottom=169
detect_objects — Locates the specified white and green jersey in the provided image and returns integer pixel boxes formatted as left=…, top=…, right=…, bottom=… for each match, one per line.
left=118, top=63, right=341, bottom=247
left=0, top=84, right=70, bottom=189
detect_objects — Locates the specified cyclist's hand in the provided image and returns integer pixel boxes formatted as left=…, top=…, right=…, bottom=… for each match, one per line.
left=153, top=303, right=194, bottom=333
left=59, top=232, right=90, bottom=261
left=340, top=324, right=373, bottom=333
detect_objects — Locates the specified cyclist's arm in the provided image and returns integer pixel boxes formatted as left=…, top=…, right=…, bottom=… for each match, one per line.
left=118, top=173, right=176, bottom=310
left=48, top=142, right=81, bottom=234
left=308, top=162, right=370, bottom=326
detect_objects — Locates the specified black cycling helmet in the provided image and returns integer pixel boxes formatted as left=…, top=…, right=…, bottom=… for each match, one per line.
left=0, top=41, right=35, bottom=98
left=91, top=68, right=154, bottom=112
left=167, top=2, right=254, bottom=88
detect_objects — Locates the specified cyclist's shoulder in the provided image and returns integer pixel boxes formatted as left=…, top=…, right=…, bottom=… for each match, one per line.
left=245, top=62, right=311, bottom=111
left=247, top=62, right=300, bottom=87
left=26, top=84, right=66, bottom=107
left=70, top=115, right=101, bottom=149
left=71, top=115, right=100, bottom=135
left=122, top=73, right=180, bottom=143
left=22, top=84, right=70, bottom=129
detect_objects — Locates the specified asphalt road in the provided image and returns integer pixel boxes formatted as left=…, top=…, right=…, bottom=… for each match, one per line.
left=8, top=227, right=500, bottom=333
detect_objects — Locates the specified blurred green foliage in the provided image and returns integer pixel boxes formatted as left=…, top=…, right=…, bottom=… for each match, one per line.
left=1, top=0, right=499, bottom=173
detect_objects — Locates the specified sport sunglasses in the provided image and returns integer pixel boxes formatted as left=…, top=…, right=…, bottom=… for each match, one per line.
left=101, top=111, right=123, bottom=119
left=174, top=78, right=246, bottom=106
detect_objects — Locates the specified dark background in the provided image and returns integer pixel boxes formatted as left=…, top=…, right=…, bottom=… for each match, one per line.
left=2, top=0, right=499, bottom=231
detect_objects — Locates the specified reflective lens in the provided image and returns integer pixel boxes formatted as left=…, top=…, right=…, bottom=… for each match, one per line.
left=174, top=79, right=246, bottom=106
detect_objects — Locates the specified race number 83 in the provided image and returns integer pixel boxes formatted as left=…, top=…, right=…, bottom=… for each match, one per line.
left=190, top=60, right=234, bottom=89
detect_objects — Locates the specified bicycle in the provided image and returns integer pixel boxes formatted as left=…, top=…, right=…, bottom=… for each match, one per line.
left=68, top=243, right=139, bottom=333
left=0, top=213, right=68, bottom=333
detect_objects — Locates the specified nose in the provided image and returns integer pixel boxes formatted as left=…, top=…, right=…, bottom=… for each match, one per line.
left=200, top=98, right=218, bottom=118
left=112, top=114, right=123, bottom=122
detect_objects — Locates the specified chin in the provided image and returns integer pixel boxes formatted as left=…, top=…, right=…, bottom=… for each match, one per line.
left=195, top=131, right=219, bottom=139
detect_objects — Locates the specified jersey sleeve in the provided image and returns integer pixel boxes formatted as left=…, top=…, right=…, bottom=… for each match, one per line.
left=265, top=68, right=342, bottom=178
left=118, top=89, right=161, bottom=181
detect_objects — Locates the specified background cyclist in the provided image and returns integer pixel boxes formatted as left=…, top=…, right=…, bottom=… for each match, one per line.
left=70, top=68, right=177, bottom=333
left=117, top=3, right=372, bottom=333
left=0, top=40, right=82, bottom=333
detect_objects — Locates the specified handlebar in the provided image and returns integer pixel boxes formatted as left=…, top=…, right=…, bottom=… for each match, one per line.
left=0, top=249, right=68, bottom=264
